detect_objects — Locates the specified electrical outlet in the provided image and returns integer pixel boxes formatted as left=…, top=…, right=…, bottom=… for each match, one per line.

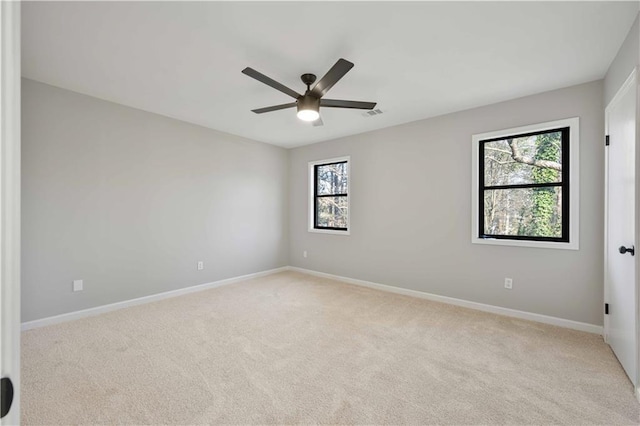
left=73, top=279, right=83, bottom=292
left=303, top=251, right=307, bottom=258
left=197, top=261, right=204, bottom=271
left=504, top=278, right=513, bottom=289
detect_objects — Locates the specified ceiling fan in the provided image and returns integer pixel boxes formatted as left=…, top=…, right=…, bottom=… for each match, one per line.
left=242, top=58, right=376, bottom=126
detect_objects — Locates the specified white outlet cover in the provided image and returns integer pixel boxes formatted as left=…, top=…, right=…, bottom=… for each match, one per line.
left=504, top=278, right=513, bottom=289
left=197, top=261, right=204, bottom=270
left=73, top=279, right=83, bottom=292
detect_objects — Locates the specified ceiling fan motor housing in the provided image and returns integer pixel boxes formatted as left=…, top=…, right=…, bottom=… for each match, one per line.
left=297, top=95, right=320, bottom=114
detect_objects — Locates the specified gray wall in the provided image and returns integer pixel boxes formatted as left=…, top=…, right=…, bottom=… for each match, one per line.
left=289, top=81, right=604, bottom=326
left=604, top=13, right=639, bottom=105
left=22, top=79, right=289, bottom=322
left=22, top=77, right=607, bottom=325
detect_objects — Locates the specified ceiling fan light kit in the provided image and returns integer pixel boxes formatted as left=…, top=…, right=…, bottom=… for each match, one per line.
left=296, top=96, right=320, bottom=121
left=242, top=58, right=377, bottom=126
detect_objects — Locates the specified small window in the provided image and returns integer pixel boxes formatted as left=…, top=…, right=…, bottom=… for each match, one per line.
left=472, top=118, right=579, bottom=249
left=309, top=157, right=350, bottom=234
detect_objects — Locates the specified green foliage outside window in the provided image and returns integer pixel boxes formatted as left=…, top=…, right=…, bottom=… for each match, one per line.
left=482, top=129, right=565, bottom=239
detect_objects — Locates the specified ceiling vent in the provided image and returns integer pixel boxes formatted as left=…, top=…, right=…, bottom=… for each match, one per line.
left=362, top=109, right=383, bottom=117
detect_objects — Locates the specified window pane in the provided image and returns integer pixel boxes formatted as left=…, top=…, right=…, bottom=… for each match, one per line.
left=483, top=131, right=563, bottom=186
left=316, top=196, right=348, bottom=228
left=483, top=187, right=562, bottom=238
left=317, top=162, right=348, bottom=195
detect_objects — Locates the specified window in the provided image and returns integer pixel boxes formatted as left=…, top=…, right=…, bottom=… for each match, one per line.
left=472, top=118, right=579, bottom=249
left=309, top=157, right=350, bottom=234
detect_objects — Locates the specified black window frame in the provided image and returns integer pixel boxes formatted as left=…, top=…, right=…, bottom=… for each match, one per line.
left=478, top=126, right=570, bottom=243
left=314, top=160, right=348, bottom=231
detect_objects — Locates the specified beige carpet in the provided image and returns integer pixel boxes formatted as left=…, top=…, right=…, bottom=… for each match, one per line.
left=22, top=271, right=639, bottom=425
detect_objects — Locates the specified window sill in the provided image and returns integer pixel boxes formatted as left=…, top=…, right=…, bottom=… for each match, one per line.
left=308, top=228, right=350, bottom=236
left=472, top=237, right=578, bottom=250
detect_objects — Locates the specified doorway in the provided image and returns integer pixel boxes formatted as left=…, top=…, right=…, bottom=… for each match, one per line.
left=0, top=1, right=21, bottom=424
left=604, top=68, right=638, bottom=393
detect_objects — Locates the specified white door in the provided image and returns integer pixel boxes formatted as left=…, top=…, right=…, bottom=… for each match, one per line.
left=605, top=69, right=637, bottom=387
left=0, top=1, right=21, bottom=424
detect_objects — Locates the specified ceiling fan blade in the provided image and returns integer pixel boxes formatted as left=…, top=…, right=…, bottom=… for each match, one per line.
left=312, top=116, right=324, bottom=127
left=320, top=99, right=376, bottom=110
left=310, top=58, right=354, bottom=98
left=242, top=67, right=301, bottom=99
left=251, top=102, right=297, bottom=114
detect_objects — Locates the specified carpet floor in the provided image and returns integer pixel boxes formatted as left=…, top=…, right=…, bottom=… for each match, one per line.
left=22, top=271, right=639, bottom=424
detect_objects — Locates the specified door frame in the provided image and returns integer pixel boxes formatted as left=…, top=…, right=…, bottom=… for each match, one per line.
left=0, top=1, right=21, bottom=424
left=603, top=67, right=639, bottom=399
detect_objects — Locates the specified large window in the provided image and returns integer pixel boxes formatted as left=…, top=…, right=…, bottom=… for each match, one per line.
left=472, top=118, right=579, bottom=249
left=309, top=157, right=350, bottom=234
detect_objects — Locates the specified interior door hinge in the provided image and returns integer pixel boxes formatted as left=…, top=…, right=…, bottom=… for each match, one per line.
left=605, top=303, right=609, bottom=315
left=605, top=135, right=610, bottom=146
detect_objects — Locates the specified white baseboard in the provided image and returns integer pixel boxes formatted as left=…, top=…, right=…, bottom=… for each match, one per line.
left=289, top=266, right=603, bottom=335
left=23, top=265, right=603, bottom=335
left=21, top=266, right=289, bottom=331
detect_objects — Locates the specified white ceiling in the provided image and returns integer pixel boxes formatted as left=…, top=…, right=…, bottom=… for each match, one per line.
left=22, top=1, right=638, bottom=149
